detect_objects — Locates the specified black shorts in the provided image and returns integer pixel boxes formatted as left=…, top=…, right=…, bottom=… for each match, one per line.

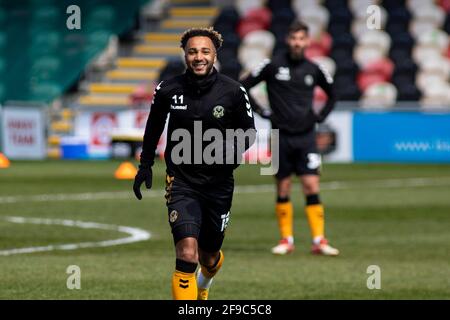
left=275, top=130, right=322, bottom=179
left=165, top=174, right=234, bottom=253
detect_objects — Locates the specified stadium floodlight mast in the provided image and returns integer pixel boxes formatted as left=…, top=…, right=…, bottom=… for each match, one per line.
left=170, top=121, right=279, bottom=176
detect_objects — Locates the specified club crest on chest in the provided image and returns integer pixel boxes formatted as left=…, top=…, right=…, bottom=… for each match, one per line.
left=212, top=105, right=225, bottom=119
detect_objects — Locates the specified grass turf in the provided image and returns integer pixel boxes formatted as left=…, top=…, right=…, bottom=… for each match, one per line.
left=0, top=160, right=449, bottom=299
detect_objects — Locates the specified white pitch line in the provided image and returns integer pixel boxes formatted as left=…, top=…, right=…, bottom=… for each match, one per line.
left=0, top=177, right=450, bottom=204
left=0, top=177, right=449, bottom=256
left=0, top=216, right=151, bottom=256
left=234, top=177, right=450, bottom=194
left=0, top=190, right=163, bottom=204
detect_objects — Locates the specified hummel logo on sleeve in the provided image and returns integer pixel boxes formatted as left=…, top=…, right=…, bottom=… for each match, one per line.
left=240, top=86, right=253, bottom=118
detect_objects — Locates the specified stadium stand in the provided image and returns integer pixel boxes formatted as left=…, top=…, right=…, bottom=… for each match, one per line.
left=1, top=0, right=448, bottom=108
left=0, top=0, right=146, bottom=104
left=0, top=0, right=448, bottom=159
left=77, top=0, right=220, bottom=107
left=151, top=0, right=450, bottom=109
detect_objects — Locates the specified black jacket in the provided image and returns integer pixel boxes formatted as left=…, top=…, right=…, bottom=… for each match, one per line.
left=140, top=68, right=256, bottom=185
left=241, top=52, right=336, bottom=134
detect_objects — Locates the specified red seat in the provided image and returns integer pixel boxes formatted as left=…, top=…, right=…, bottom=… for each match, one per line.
left=357, top=72, right=387, bottom=92
left=438, top=0, right=450, bottom=12
left=237, top=7, right=272, bottom=38
left=364, top=58, right=394, bottom=80
left=305, top=32, right=333, bottom=59
left=237, top=20, right=266, bottom=38
left=315, top=31, right=333, bottom=55
left=305, top=45, right=327, bottom=59
left=357, top=58, right=395, bottom=91
left=130, top=83, right=154, bottom=105
left=245, top=7, right=272, bottom=29
left=313, top=87, right=328, bottom=110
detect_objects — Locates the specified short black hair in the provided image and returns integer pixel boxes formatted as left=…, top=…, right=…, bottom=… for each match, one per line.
left=288, top=20, right=309, bottom=34
left=180, top=27, right=223, bottom=50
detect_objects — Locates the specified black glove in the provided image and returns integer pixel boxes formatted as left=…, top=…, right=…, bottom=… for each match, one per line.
left=133, top=164, right=152, bottom=200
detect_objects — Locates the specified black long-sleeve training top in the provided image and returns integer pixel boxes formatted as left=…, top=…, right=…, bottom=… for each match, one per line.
left=241, top=52, right=336, bottom=135
left=140, top=67, right=256, bottom=185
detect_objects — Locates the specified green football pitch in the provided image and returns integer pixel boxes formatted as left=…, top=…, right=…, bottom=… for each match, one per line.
left=0, top=160, right=449, bottom=299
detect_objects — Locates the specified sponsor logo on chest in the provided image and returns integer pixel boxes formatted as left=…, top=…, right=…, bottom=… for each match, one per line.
left=275, top=67, right=291, bottom=81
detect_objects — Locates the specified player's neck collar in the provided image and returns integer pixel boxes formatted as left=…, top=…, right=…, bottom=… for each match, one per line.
left=184, top=67, right=218, bottom=93
left=286, top=51, right=305, bottom=64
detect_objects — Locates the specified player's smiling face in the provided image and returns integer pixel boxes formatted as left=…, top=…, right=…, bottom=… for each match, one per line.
left=286, top=30, right=310, bottom=60
left=185, top=36, right=216, bottom=77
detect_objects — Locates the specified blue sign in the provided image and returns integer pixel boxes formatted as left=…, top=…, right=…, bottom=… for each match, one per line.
left=353, top=112, right=450, bottom=163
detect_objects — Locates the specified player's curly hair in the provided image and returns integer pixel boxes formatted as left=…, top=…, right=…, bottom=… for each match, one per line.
left=180, top=27, right=223, bottom=50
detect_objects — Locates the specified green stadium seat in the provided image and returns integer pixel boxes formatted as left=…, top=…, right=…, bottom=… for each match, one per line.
left=31, top=55, right=61, bottom=69
left=0, top=57, right=5, bottom=74
left=29, top=82, right=63, bottom=102
left=29, top=31, right=61, bottom=57
left=31, top=5, right=60, bottom=28
left=29, top=0, right=56, bottom=7
left=0, top=83, right=5, bottom=101
left=90, top=5, right=116, bottom=23
left=0, top=0, right=147, bottom=104
left=0, top=8, right=6, bottom=25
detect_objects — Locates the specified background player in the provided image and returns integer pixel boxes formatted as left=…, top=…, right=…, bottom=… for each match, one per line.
left=241, top=21, right=339, bottom=256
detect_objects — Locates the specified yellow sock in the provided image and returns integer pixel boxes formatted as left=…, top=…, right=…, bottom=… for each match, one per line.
left=172, top=270, right=197, bottom=300
left=305, top=204, right=325, bottom=240
left=275, top=201, right=294, bottom=239
left=200, top=250, right=224, bottom=279
left=197, top=251, right=224, bottom=300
